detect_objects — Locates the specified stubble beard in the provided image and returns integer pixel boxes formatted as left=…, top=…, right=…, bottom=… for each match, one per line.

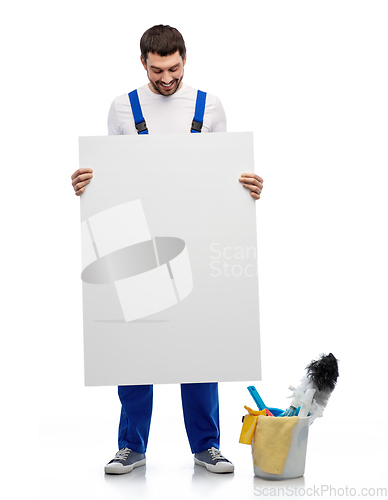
left=148, top=70, right=184, bottom=97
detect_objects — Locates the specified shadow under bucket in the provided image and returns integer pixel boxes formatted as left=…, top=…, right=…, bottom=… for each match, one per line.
left=252, top=416, right=310, bottom=480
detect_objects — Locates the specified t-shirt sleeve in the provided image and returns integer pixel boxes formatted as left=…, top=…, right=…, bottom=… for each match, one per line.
left=107, top=99, right=121, bottom=135
left=210, top=96, right=227, bottom=133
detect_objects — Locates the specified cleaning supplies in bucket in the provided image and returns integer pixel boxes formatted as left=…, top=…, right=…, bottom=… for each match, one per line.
left=239, top=352, right=339, bottom=479
left=239, top=405, right=302, bottom=477
left=253, top=416, right=311, bottom=479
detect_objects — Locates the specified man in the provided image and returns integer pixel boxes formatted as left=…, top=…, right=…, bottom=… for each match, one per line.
left=71, top=25, right=263, bottom=475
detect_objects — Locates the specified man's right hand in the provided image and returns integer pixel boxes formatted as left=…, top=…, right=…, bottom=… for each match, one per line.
left=71, top=168, right=93, bottom=196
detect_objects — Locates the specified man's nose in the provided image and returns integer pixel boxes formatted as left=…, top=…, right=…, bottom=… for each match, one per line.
left=161, top=72, right=172, bottom=83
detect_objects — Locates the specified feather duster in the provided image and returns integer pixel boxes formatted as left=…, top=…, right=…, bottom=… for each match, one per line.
left=284, top=353, right=339, bottom=423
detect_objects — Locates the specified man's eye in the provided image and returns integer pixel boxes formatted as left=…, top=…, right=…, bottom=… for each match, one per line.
left=153, top=70, right=162, bottom=74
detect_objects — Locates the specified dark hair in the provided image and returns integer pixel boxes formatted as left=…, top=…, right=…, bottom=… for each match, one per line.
left=140, top=25, right=186, bottom=62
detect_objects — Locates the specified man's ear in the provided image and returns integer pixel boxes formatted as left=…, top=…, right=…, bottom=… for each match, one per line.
left=183, top=53, right=187, bottom=66
left=140, top=55, right=147, bottom=71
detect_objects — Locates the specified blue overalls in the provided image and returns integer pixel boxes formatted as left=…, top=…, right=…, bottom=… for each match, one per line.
left=117, top=89, right=220, bottom=454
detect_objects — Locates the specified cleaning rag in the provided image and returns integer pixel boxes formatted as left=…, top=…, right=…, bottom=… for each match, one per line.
left=239, top=407, right=267, bottom=445
left=252, top=415, right=299, bottom=475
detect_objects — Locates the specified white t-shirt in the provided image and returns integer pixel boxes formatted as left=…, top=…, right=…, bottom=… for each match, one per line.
left=107, top=83, right=227, bottom=135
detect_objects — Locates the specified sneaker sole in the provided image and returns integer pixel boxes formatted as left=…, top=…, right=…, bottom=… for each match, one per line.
left=104, top=458, right=146, bottom=475
left=194, top=457, right=234, bottom=474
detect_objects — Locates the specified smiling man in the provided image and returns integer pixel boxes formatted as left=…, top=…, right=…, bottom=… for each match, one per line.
left=140, top=26, right=186, bottom=96
left=105, top=27, right=229, bottom=136
left=142, top=51, right=185, bottom=96
left=71, top=24, right=263, bottom=476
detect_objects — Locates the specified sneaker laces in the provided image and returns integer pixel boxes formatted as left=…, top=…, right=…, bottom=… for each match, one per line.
left=114, top=448, right=131, bottom=460
left=208, top=447, right=226, bottom=461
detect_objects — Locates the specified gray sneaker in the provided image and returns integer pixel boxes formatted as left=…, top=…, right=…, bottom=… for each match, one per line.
left=194, top=447, right=234, bottom=473
left=104, top=447, right=146, bottom=475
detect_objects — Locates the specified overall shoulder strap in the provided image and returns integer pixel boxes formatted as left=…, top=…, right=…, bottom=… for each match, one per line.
left=128, top=90, right=148, bottom=134
left=191, top=90, right=207, bottom=133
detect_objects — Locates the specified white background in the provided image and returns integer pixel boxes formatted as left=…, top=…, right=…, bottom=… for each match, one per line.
left=1, top=1, right=387, bottom=498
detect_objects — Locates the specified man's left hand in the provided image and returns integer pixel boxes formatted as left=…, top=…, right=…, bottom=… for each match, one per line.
left=239, top=173, right=263, bottom=200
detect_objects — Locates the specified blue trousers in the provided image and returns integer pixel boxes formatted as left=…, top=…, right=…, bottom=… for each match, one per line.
left=118, top=382, right=220, bottom=454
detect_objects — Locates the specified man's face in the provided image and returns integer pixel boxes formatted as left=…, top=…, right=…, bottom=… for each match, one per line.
left=141, top=51, right=186, bottom=96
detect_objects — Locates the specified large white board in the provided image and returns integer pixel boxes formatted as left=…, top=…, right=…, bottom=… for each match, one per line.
left=79, top=132, right=261, bottom=386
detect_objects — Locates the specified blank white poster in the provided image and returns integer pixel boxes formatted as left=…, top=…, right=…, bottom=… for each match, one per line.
left=79, top=132, right=261, bottom=386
